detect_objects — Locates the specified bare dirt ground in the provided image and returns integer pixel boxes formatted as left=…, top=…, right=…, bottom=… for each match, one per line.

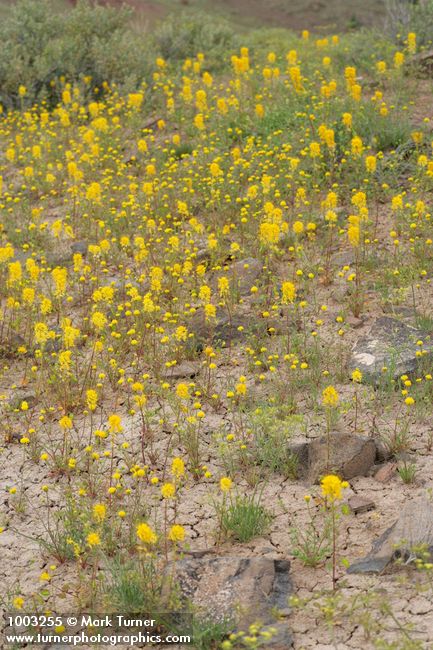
left=2, top=316, right=433, bottom=648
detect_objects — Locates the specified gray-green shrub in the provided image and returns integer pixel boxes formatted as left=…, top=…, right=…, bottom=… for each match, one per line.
left=386, top=0, right=433, bottom=46
left=0, top=0, right=152, bottom=108
left=152, top=11, right=237, bottom=70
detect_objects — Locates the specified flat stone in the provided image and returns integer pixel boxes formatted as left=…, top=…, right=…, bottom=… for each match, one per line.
left=374, top=462, right=397, bottom=483
left=347, top=495, right=376, bottom=514
left=166, top=556, right=293, bottom=646
left=348, top=497, right=433, bottom=574
left=348, top=317, right=433, bottom=384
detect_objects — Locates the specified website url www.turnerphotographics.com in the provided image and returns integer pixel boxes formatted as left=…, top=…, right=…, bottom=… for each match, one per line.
left=3, top=613, right=193, bottom=646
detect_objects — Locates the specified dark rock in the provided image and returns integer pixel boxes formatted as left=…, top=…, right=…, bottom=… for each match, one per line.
left=214, top=313, right=247, bottom=344
left=4, top=430, right=23, bottom=443
left=260, top=622, right=293, bottom=649
left=348, top=498, right=433, bottom=574
left=382, top=305, right=415, bottom=321
left=348, top=555, right=390, bottom=574
left=307, top=433, right=376, bottom=483
left=348, top=317, right=433, bottom=384
left=166, top=556, right=293, bottom=646
left=375, top=439, right=393, bottom=463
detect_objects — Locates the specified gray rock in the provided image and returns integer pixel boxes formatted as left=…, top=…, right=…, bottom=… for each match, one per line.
left=214, top=313, right=250, bottom=344
left=7, top=391, right=37, bottom=410
left=333, top=250, right=356, bottom=267
left=346, top=315, right=365, bottom=329
left=412, top=48, right=433, bottom=69
left=160, top=361, right=199, bottom=380
left=71, top=241, right=88, bottom=256
left=47, top=253, right=73, bottom=267
left=348, top=317, right=433, bottom=384
left=167, top=556, right=293, bottom=647
left=331, top=285, right=350, bottom=303
left=375, top=439, right=393, bottom=463
left=348, top=498, right=433, bottom=574
left=12, top=250, right=36, bottom=264
left=226, top=257, right=263, bottom=296
left=305, top=433, right=376, bottom=483
left=288, top=442, right=309, bottom=472
left=374, top=462, right=397, bottom=483
left=195, top=248, right=211, bottom=262
left=44, top=326, right=62, bottom=353
left=0, top=332, right=26, bottom=357
left=188, top=308, right=260, bottom=350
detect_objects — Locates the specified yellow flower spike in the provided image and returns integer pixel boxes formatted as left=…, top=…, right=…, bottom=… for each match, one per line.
left=220, top=477, right=233, bottom=492
left=108, top=414, right=122, bottom=432
left=321, top=475, right=347, bottom=501
left=13, top=597, right=24, bottom=610
left=161, top=482, right=176, bottom=499
left=92, top=503, right=106, bottom=523
left=136, top=523, right=157, bottom=545
left=168, top=524, right=185, bottom=542
left=322, top=385, right=339, bottom=407
left=171, top=457, right=185, bottom=478
left=86, top=532, right=101, bottom=548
